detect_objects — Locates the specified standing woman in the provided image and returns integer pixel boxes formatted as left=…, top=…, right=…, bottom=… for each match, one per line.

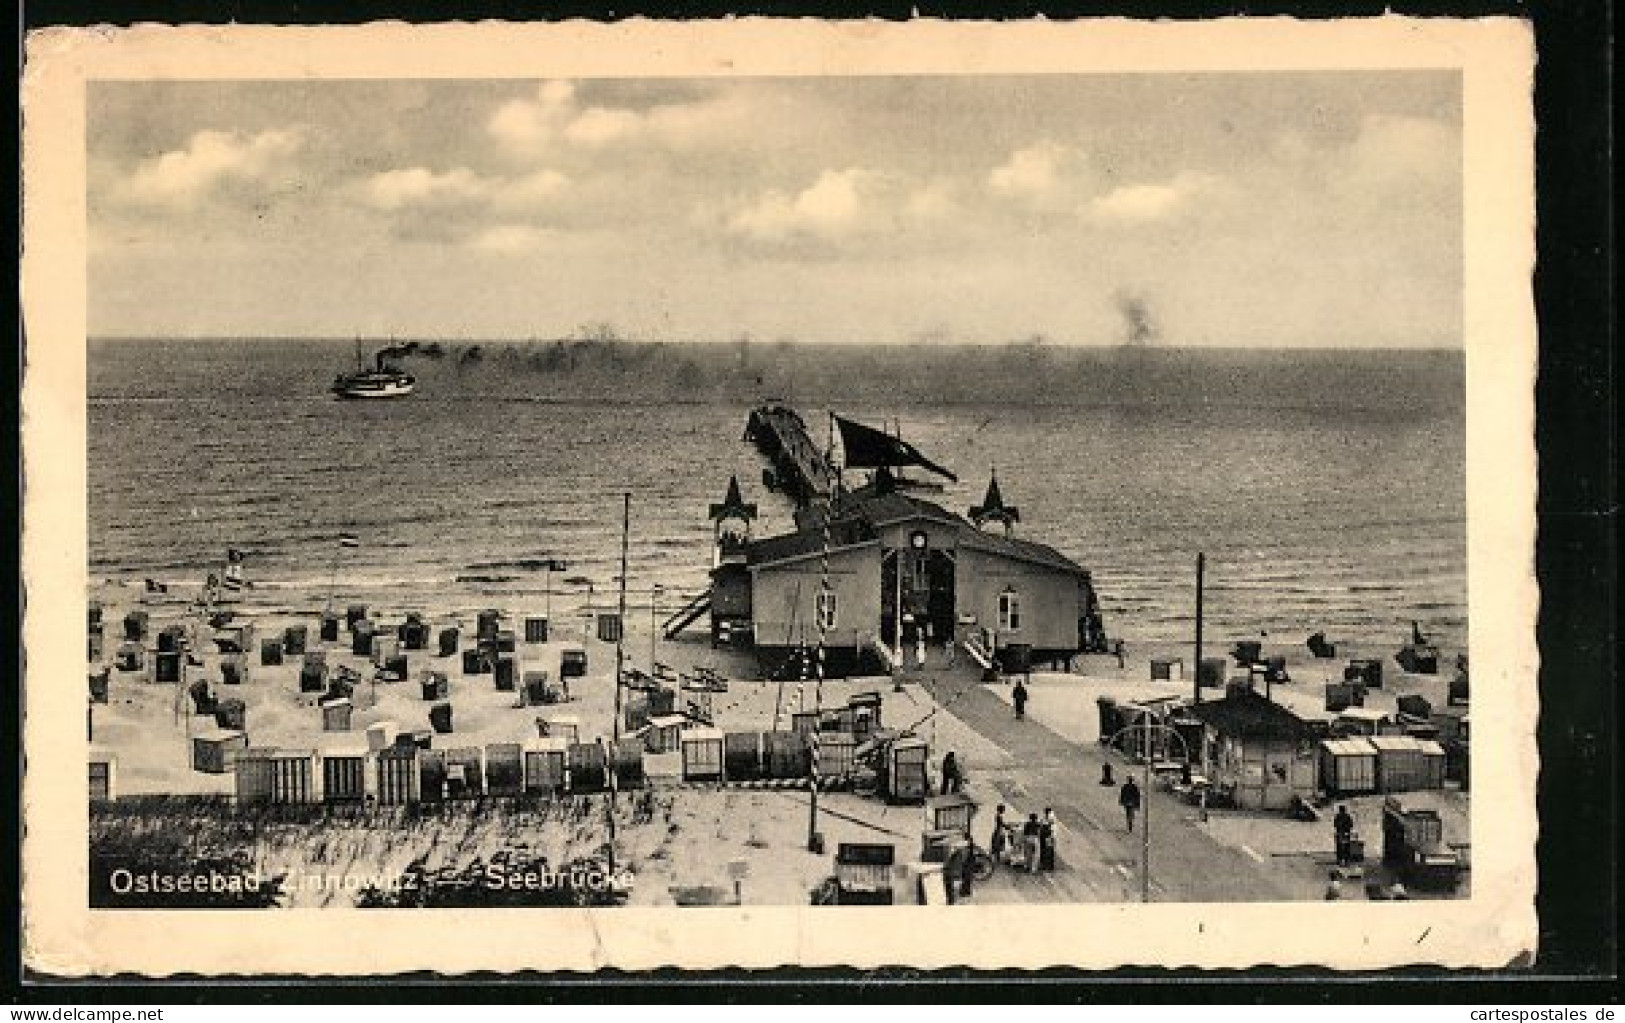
left=1039, top=807, right=1058, bottom=871
left=989, top=804, right=1009, bottom=865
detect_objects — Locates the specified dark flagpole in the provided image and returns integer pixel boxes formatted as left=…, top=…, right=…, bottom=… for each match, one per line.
left=608, top=493, right=631, bottom=878
left=1193, top=553, right=1205, bottom=705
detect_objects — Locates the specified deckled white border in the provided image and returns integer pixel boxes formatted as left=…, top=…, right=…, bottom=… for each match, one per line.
left=21, top=17, right=1537, bottom=975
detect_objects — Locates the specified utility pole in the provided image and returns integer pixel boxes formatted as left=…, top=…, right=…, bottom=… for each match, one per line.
left=649, top=584, right=663, bottom=671
left=607, top=493, right=630, bottom=878
left=1193, top=552, right=1205, bottom=705
left=1142, top=710, right=1153, bottom=903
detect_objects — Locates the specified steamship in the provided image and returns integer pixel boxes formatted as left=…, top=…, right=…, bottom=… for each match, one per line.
left=331, top=347, right=416, bottom=399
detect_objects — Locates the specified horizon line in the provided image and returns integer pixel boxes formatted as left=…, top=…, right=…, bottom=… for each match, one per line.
left=86, top=335, right=1465, bottom=353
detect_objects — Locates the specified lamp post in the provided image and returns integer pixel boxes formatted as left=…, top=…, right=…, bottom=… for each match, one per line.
left=649, top=584, right=664, bottom=672
left=1104, top=720, right=1193, bottom=903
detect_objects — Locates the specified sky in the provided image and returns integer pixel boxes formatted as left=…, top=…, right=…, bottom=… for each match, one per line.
left=86, top=72, right=1462, bottom=347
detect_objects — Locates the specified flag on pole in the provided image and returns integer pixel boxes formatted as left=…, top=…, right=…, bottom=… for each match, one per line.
left=834, top=415, right=958, bottom=481
left=339, top=532, right=361, bottom=548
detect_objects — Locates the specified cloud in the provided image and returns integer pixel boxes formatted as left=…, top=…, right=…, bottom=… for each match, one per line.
left=1086, top=171, right=1223, bottom=225
left=564, top=107, right=643, bottom=146
left=487, top=80, right=577, bottom=151
left=1337, top=114, right=1459, bottom=196
left=727, top=168, right=888, bottom=244
left=467, top=224, right=553, bottom=254
left=123, top=128, right=302, bottom=205
left=362, top=167, right=488, bottom=210
left=489, top=79, right=767, bottom=158
left=495, top=169, right=571, bottom=207
left=988, top=141, right=1089, bottom=205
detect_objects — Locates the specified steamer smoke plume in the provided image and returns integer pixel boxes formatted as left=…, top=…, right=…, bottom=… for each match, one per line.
left=1115, top=292, right=1160, bottom=347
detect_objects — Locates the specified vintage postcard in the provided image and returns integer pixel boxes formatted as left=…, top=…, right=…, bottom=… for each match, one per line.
left=21, top=17, right=1536, bottom=975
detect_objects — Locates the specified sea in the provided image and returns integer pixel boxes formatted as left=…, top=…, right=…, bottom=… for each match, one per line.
left=88, top=340, right=1467, bottom=656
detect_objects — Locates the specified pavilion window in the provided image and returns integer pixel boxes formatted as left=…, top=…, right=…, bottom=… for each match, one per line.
left=998, top=588, right=1021, bottom=631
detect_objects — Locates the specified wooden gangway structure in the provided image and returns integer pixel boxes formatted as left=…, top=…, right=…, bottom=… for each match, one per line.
left=743, top=403, right=835, bottom=508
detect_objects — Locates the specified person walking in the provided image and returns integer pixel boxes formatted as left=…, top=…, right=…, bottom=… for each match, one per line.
left=1114, top=639, right=1126, bottom=670
left=944, top=636, right=956, bottom=669
left=989, top=804, right=1009, bottom=865
left=1119, top=776, right=1142, bottom=832
left=1039, top=807, right=1058, bottom=871
left=940, top=751, right=964, bottom=795
left=1012, top=679, right=1028, bottom=720
left=1333, top=805, right=1356, bottom=866
left=1022, top=812, right=1042, bottom=873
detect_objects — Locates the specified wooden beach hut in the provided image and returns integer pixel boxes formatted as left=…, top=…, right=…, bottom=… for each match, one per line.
left=153, top=650, right=183, bottom=685
left=399, top=612, right=429, bottom=651
left=538, top=714, right=581, bottom=745
left=300, top=651, right=328, bottom=693
left=418, top=749, right=448, bottom=802
left=115, top=641, right=144, bottom=673
left=428, top=702, right=454, bottom=734
left=191, top=729, right=249, bottom=774
left=763, top=730, right=810, bottom=779
left=611, top=738, right=645, bottom=789
left=89, top=749, right=117, bottom=803
left=925, top=792, right=977, bottom=834
left=494, top=654, right=518, bottom=692
left=560, top=647, right=588, bottom=679
left=1319, top=737, right=1380, bottom=795
left=817, top=732, right=860, bottom=783
left=320, top=741, right=371, bottom=804
left=375, top=746, right=419, bottom=806
left=366, top=720, right=401, bottom=752
left=1370, top=736, right=1448, bottom=793
left=351, top=620, right=376, bottom=656
left=848, top=691, right=883, bottom=735
left=1333, top=707, right=1393, bottom=737
left=1151, top=657, right=1184, bottom=681
left=644, top=714, right=687, bottom=754
left=1186, top=690, right=1319, bottom=811
left=485, top=742, right=524, bottom=796
left=681, top=728, right=726, bottom=783
left=522, top=670, right=552, bottom=707
left=568, top=742, right=608, bottom=792
left=790, top=710, right=819, bottom=742
left=220, top=653, right=250, bottom=686
left=234, top=748, right=320, bottom=805
left=321, top=698, right=353, bottom=732
left=887, top=737, right=929, bottom=802
left=523, top=738, right=570, bottom=795
left=524, top=616, right=549, bottom=643
left=123, top=610, right=149, bottom=642
left=420, top=671, right=449, bottom=701
left=477, top=609, right=502, bottom=644
left=723, top=731, right=763, bottom=781
left=443, top=746, right=485, bottom=798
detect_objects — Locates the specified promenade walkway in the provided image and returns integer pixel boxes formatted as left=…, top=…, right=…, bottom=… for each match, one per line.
left=917, top=673, right=1303, bottom=903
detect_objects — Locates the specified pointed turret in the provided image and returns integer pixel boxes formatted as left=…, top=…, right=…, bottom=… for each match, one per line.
left=709, top=475, right=758, bottom=523
left=969, top=472, right=1020, bottom=535
left=710, top=476, right=757, bottom=568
